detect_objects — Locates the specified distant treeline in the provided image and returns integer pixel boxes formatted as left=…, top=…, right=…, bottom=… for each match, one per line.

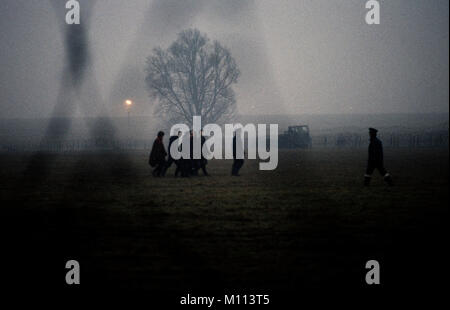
left=1, top=130, right=447, bottom=152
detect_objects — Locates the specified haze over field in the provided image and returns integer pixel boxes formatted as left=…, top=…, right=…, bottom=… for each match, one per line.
left=0, top=2, right=449, bottom=297
left=0, top=0, right=448, bottom=122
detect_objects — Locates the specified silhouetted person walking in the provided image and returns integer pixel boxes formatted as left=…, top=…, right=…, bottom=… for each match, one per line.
left=198, top=130, right=209, bottom=176
left=164, top=130, right=182, bottom=176
left=232, top=132, right=244, bottom=176
left=186, top=130, right=197, bottom=175
left=179, top=131, right=190, bottom=177
left=364, top=128, right=393, bottom=186
left=149, top=131, right=167, bottom=177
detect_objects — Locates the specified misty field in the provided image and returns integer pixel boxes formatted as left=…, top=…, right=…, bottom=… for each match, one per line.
left=1, top=148, right=448, bottom=295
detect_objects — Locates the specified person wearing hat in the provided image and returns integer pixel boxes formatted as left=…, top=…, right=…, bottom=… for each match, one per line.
left=149, top=131, right=167, bottom=177
left=364, top=128, right=393, bottom=186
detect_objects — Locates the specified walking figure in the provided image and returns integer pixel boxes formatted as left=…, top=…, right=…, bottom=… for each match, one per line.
left=364, top=128, right=393, bottom=186
left=164, top=130, right=182, bottom=176
left=189, top=130, right=198, bottom=176
left=197, top=130, right=209, bottom=176
left=178, top=130, right=191, bottom=177
left=231, top=131, right=244, bottom=176
left=149, top=131, right=167, bottom=177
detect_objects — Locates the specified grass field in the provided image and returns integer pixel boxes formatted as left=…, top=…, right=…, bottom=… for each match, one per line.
left=1, top=148, right=448, bottom=296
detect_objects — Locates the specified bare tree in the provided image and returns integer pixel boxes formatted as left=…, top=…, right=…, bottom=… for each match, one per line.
left=145, top=29, right=240, bottom=125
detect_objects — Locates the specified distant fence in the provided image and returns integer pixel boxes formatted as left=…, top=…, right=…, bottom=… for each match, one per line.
left=0, top=131, right=448, bottom=152
left=312, top=131, right=449, bottom=148
left=0, top=138, right=153, bottom=152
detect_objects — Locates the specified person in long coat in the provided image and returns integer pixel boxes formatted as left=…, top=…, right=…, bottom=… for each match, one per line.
left=231, top=132, right=244, bottom=176
left=149, top=131, right=167, bottom=177
left=164, top=130, right=182, bottom=176
left=196, top=130, right=209, bottom=176
left=364, top=128, right=393, bottom=186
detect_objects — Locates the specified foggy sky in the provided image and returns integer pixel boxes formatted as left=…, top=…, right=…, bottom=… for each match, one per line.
left=0, top=0, right=448, bottom=120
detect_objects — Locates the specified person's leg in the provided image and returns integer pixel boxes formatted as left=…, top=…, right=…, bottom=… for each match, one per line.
left=191, top=160, right=199, bottom=176
left=175, top=161, right=180, bottom=177
left=187, top=159, right=192, bottom=175
left=165, top=157, right=173, bottom=170
left=364, top=164, right=375, bottom=186
left=178, top=159, right=185, bottom=177
left=181, top=160, right=190, bottom=177
left=154, top=160, right=165, bottom=177
left=378, top=166, right=393, bottom=186
left=154, top=165, right=161, bottom=177
left=162, top=158, right=172, bottom=176
left=237, top=159, right=244, bottom=174
left=232, top=159, right=244, bottom=176
left=201, top=159, right=208, bottom=176
left=153, top=166, right=161, bottom=177
left=231, top=160, right=237, bottom=175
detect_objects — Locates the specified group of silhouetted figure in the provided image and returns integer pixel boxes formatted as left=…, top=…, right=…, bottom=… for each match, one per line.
left=149, top=127, right=393, bottom=186
left=148, top=130, right=244, bottom=178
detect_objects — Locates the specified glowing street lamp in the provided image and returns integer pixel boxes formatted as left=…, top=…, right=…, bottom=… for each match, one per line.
left=124, top=99, right=133, bottom=136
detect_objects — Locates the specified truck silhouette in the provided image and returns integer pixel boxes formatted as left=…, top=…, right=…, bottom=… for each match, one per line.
left=278, top=125, right=312, bottom=149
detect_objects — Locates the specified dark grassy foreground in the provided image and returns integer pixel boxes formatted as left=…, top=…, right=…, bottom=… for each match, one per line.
left=1, top=148, right=448, bottom=301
